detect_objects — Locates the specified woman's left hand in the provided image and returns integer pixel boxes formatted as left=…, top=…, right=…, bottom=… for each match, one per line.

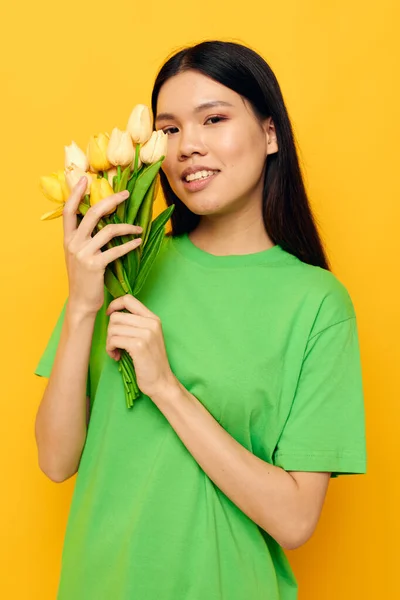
left=105, top=294, right=177, bottom=400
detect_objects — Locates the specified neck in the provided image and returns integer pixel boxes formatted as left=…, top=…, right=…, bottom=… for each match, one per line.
left=189, top=217, right=275, bottom=256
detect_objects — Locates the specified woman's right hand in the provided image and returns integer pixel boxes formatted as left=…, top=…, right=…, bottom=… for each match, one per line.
left=63, top=176, right=143, bottom=316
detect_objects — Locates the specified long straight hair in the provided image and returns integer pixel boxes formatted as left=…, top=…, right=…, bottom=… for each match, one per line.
left=151, top=40, right=331, bottom=270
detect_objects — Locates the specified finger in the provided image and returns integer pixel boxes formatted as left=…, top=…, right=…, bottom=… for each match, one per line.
left=108, top=324, right=148, bottom=339
left=108, top=311, right=150, bottom=329
left=108, top=348, right=121, bottom=361
left=84, top=223, right=142, bottom=255
left=106, top=335, right=125, bottom=360
left=106, top=335, right=137, bottom=356
left=76, top=191, right=130, bottom=240
left=99, top=238, right=142, bottom=268
left=106, top=294, right=157, bottom=319
left=63, top=176, right=88, bottom=241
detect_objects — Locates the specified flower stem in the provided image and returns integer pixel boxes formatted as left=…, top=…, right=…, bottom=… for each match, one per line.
left=114, top=261, right=130, bottom=293
left=133, top=144, right=140, bottom=174
left=122, top=350, right=139, bottom=395
left=119, top=350, right=140, bottom=408
left=118, top=358, right=133, bottom=407
left=98, top=215, right=131, bottom=293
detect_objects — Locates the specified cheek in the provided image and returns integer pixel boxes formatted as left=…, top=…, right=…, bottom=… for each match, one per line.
left=218, top=131, right=263, bottom=182
left=161, top=156, right=173, bottom=179
left=215, top=128, right=243, bottom=164
left=218, top=124, right=263, bottom=165
left=160, top=159, right=180, bottom=195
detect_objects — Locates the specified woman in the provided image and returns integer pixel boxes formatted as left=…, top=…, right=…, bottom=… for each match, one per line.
left=34, top=40, right=367, bottom=600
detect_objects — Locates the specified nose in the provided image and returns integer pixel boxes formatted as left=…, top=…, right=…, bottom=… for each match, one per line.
left=177, top=125, right=207, bottom=160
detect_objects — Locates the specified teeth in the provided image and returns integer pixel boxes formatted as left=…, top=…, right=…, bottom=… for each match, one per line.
left=185, top=170, right=217, bottom=182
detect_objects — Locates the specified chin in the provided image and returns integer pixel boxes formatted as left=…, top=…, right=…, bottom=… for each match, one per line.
left=186, top=197, right=226, bottom=215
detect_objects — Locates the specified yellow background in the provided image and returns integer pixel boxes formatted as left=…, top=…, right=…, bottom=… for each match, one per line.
left=1, top=0, right=398, bottom=597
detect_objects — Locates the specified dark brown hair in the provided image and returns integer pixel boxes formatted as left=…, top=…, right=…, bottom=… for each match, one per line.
left=151, top=40, right=330, bottom=270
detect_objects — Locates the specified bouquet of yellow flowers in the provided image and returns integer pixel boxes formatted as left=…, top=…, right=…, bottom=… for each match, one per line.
left=39, top=104, right=174, bottom=409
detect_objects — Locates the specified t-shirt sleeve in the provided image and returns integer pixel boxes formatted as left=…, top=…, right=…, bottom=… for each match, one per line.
left=34, top=299, right=91, bottom=398
left=273, top=308, right=367, bottom=479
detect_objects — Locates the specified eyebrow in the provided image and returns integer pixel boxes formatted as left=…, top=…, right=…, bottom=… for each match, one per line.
left=155, top=100, right=235, bottom=123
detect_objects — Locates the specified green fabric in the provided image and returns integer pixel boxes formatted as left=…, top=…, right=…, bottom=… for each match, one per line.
left=34, top=233, right=367, bottom=600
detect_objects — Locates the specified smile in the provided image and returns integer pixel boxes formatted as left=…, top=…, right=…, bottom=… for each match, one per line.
left=182, top=171, right=220, bottom=192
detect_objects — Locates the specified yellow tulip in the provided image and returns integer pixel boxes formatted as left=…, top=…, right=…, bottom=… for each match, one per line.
left=90, top=177, right=115, bottom=215
left=106, top=128, right=135, bottom=167
left=40, top=170, right=69, bottom=203
left=39, top=170, right=70, bottom=220
left=139, top=130, right=168, bottom=164
left=40, top=205, right=65, bottom=221
left=65, top=164, right=92, bottom=194
left=88, top=171, right=98, bottom=183
left=64, top=140, right=89, bottom=171
left=127, top=104, right=153, bottom=144
left=87, top=132, right=112, bottom=172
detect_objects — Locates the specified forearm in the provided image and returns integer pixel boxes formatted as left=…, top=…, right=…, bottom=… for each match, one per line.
left=152, top=378, right=306, bottom=550
left=35, top=301, right=96, bottom=482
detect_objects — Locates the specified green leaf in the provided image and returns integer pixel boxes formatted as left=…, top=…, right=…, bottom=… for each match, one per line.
left=78, top=202, right=90, bottom=216
left=127, top=248, right=139, bottom=288
left=135, top=177, right=157, bottom=246
left=112, top=212, right=140, bottom=282
left=125, top=158, right=164, bottom=225
left=101, top=214, right=131, bottom=292
left=132, top=205, right=172, bottom=297
left=133, top=226, right=165, bottom=296
left=133, top=227, right=165, bottom=296
left=127, top=173, right=137, bottom=194
left=116, top=174, right=129, bottom=221
left=104, top=266, right=125, bottom=298
left=117, top=165, right=131, bottom=192
left=126, top=162, right=146, bottom=194
left=145, top=204, right=175, bottom=249
left=115, top=260, right=130, bottom=293
left=116, top=200, right=125, bottom=221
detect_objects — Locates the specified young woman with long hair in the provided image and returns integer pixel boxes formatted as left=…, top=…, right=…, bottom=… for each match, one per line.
left=35, top=40, right=367, bottom=600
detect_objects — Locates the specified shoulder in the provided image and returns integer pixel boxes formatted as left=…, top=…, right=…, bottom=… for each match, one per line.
left=306, top=268, right=356, bottom=337
left=282, top=252, right=357, bottom=335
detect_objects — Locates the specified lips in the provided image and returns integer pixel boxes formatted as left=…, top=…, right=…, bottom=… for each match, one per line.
left=182, top=170, right=220, bottom=191
left=181, top=166, right=220, bottom=180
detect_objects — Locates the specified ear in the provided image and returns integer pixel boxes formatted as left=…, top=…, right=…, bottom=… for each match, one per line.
left=264, top=117, right=278, bottom=155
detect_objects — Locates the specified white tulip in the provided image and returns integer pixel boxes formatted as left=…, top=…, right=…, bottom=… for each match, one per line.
left=65, top=164, right=92, bottom=194
left=106, top=128, right=135, bottom=167
left=139, top=130, right=168, bottom=164
left=64, top=141, right=89, bottom=171
left=127, top=104, right=153, bottom=144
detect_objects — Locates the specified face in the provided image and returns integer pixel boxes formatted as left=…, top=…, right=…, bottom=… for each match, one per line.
left=155, top=70, right=278, bottom=219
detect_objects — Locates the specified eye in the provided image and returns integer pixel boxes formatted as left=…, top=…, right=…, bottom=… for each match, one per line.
left=205, top=116, right=226, bottom=125
left=162, top=126, right=178, bottom=135
left=162, top=116, right=227, bottom=135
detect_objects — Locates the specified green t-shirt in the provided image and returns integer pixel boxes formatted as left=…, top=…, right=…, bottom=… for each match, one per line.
left=34, top=233, right=367, bottom=600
